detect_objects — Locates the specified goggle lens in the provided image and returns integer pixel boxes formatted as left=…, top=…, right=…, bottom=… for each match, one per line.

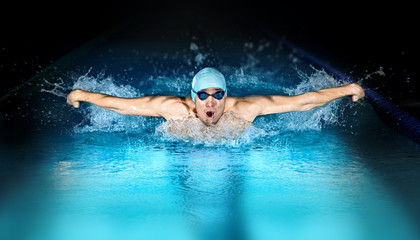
left=197, top=90, right=225, bottom=100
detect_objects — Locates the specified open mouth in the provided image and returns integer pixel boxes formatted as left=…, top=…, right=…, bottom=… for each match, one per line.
left=206, top=111, right=214, bottom=118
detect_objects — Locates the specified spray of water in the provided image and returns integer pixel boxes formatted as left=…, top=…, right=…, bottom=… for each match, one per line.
left=155, top=112, right=268, bottom=146
left=357, top=67, right=386, bottom=86
left=38, top=38, right=359, bottom=145
left=40, top=78, right=71, bottom=98
left=271, top=66, right=351, bottom=132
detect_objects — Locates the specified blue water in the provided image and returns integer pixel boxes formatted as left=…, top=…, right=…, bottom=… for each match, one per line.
left=1, top=25, right=420, bottom=240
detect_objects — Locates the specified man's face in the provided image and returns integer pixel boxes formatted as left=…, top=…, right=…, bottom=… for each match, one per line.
left=194, top=87, right=226, bottom=126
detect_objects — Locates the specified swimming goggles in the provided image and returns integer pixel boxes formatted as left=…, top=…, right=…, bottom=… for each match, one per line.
left=192, top=90, right=225, bottom=101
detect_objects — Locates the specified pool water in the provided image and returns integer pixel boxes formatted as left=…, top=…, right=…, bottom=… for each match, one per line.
left=1, top=23, right=420, bottom=240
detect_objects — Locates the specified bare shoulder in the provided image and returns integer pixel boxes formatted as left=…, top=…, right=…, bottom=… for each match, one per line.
left=225, top=96, right=264, bottom=122
left=150, top=96, right=194, bottom=120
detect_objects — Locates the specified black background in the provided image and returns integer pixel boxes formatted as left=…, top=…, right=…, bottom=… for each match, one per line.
left=1, top=1, right=418, bottom=118
left=1, top=0, right=420, bottom=228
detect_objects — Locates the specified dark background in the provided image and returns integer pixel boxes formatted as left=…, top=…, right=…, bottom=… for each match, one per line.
left=1, top=0, right=420, bottom=229
left=1, top=1, right=418, bottom=118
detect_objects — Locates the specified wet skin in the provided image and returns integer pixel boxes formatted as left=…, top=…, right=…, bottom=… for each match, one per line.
left=67, top=83, right=365, bottom=126
left=194, top=87, right=226, bottom=126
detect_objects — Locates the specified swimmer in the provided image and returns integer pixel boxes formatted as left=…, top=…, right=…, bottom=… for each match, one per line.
left=66, top=67, right=365, bottom=126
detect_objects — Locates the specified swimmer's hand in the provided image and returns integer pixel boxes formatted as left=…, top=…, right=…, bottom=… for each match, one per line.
left=349, top=83, right=365, bottom=102
left=67, top=89, right=82, bottom=108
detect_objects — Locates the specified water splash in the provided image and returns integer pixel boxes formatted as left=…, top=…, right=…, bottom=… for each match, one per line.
left=190, top=41, right=209, bottom=67
left=72, top=69, right=141, bottom=98
left=263, top=66, right=350, bottom=132
left=40, top=77, right=71, bottom=98
left=283, top=66, right=343, bottom=95
left=70, top=70, right=153, bottom=133
left=39, top=65, right=353, bottom=143
left=155, top=112, right=267, bottom=146
left=357, top=67, right=386, bottom=85
left=36, top=36, right=358, bottom=144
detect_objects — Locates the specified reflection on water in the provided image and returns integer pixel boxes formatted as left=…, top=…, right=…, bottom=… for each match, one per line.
left=1, top=130, right=419, bottom=240
left=168, top=148, right=246, bottom=240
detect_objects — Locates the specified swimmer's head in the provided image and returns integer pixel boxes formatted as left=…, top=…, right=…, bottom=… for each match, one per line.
left=191, top=67, right=227, bottom=102
left=191, top=67, right=227, bottom=125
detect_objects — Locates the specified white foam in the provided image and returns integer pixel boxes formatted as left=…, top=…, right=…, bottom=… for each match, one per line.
left=69, top=70, right=149, bottom=133
left=266, top=67, right=349, bottom=132
left=155, top=112, right=267, bottom=146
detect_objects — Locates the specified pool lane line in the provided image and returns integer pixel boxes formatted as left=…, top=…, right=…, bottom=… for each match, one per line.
left=262, top=29, right=420, bottom=144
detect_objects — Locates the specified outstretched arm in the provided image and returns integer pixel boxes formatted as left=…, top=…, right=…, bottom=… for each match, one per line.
left=66, top=89, right=189, bottom=120
left=234, top=83, right=365, bottom=122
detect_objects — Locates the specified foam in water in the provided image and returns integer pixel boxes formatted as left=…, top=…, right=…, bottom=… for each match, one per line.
left=155, top=112, right=268, bottom=146
left=72, top=70, right=153, bottom=133
left=41, top=69, right=152, bottom=133
left=269, top=66, right=351, bottom=131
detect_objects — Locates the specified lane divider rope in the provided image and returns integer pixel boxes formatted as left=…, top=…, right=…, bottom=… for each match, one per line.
left=263, top=29, right=420, bottom=144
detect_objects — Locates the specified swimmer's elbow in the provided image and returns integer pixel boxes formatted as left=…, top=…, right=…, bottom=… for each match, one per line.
left=104, top=101, right=153, bottom=116
left=112, top=109, right=132, bottom=115
left=296, top=104, right=316, bottom=112
left=288, top=92, right=321, bottom=112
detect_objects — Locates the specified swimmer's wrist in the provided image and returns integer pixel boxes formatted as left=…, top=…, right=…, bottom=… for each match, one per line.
left=346, top=83, right=365, bottom=101
left=346, top=83, right=360, bottom=95
left=72, top=89, right=88, bottom=102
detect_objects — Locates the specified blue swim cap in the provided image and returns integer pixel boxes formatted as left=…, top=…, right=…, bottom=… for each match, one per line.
left=191, top=67, right=227, bottom=102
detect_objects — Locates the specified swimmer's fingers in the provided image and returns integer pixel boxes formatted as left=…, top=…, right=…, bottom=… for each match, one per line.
left=350, top=83, right=365, bottom=102
left=352, top=95, right=360, bottom=102
left=66, top=97, right=80, bottom=108
left=71, top=101, right=80, bottom=108
left=67, top=90, right=81, bottom=108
